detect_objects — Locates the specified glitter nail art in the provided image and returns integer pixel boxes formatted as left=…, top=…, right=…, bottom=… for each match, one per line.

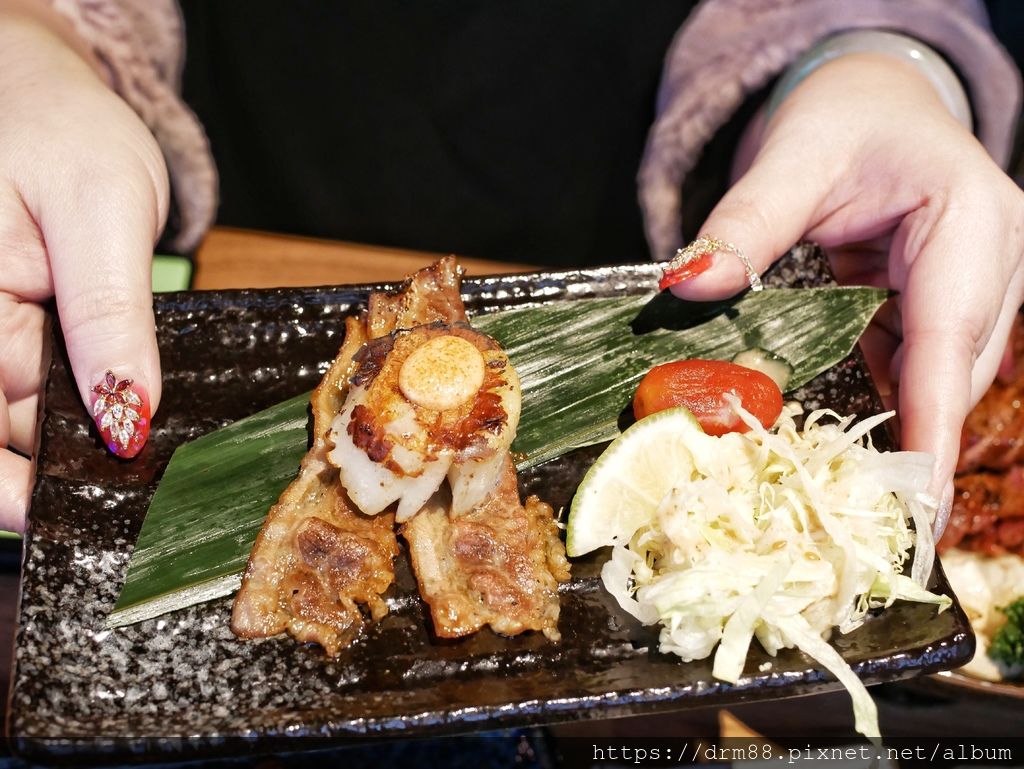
left=91, top=371, right=150, bottom=459
left=659, top=235, right=763, bottom=293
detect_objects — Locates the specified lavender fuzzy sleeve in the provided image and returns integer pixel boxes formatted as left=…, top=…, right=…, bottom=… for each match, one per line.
left=639, top=0, right=1023, bottom=262
left=48, top=0, right=216, bottom=252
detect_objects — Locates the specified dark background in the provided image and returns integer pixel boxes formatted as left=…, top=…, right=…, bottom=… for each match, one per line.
left=179, top=1, right=696, bottom=268
left=178, top=1, right=1024, bottom=268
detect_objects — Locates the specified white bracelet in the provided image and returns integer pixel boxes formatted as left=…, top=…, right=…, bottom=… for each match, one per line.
left=765, top=30, right=972, bottom=130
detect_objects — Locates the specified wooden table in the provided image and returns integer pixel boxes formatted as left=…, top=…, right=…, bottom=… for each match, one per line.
left=192, top=226, right=533, bottom=289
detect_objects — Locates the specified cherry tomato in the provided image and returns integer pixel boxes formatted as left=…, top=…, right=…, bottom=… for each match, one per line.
left=632, top=359, right=783, bottom=436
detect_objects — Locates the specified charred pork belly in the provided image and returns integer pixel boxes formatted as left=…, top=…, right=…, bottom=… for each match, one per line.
left=331, top=260, right=569, bottom=641
left=231, top=316, right=400, bottom=656
left=233, top=256, right=569, bottom=654
left=231, top=259, right=465, bottom=654
left=403, top=456, right=570, bottom=640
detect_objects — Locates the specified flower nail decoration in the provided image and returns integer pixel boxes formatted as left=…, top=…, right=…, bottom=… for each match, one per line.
left=91, top=371, right=150, bottom=459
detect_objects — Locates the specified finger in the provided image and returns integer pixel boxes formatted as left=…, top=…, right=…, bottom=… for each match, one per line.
left=894, top=214, right=1022, bottom=533
left=896, top=271, right=1021, bottom=411
left=0, top=187, right=52, bottom=301
left=36, top=169, right=163, bottom=459
left=0, top=388, right=9, bottom=449
left=7, top=394, right=37, bottom=455
left=668, top=145, right=833, bottom=300
left=0, top=449, right=31, bottom=533
left=969, top=294, right=1024, bottom=405
left=0, top=295, right=47, bottom=403
left=0, top=388, right=29, bottom=534
left=996, top=326, right=1018, bottom=385
left=892, top=296, right=1023, bottom=530
left=858, top=313, right=900, bottom=411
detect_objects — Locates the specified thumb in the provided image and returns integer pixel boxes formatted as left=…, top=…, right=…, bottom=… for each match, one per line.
left=39, top=173, right=165, bottom=459
left=666, top=147, right=830, bottom=301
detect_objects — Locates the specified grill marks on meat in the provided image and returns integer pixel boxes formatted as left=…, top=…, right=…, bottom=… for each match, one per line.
left=940, top=314, right=1024, bottom=557
left=280, top=510, right=398, bottom=653
left=378, top=271, right=568, bottom=641
left=231, top=316, right=401, bottom=656
left=232, top=256, right=569, bottom=654
left=343, top=322, right=515, bottom=466
left=232, top=259, right=464, bottom=653
left=402, top=457, right=570, bottom=640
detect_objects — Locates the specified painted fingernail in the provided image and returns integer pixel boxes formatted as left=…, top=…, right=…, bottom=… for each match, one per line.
left=91, top=371, right=150, bottom=459
left=659, top=250, right=715, bottom=291
left=932, top=479, right=954, bottom=540
left=659, top=235, right=763, bottom=293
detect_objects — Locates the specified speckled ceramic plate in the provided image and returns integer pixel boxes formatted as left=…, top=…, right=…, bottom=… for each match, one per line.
left=9, top=245, right=973, bottom=763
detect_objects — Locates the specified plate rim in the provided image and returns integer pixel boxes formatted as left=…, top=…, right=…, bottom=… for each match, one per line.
left=9, top=248, right=976, bottom=759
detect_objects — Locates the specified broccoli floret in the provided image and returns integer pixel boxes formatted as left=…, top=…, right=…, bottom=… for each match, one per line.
left=989, top=597, right=1024, bottom=673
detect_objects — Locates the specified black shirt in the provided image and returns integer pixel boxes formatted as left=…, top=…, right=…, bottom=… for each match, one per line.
left=179, top=1, right=698, bottom=267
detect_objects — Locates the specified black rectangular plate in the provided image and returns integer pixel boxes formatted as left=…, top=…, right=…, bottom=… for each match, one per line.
left=8, top=245, right=973, bottom=763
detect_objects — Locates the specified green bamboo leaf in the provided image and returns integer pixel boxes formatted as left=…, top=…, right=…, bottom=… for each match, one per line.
left=111, top=394, right=310, bottom=626
left=478, top=288, right=887, bottom=469
left=108, top=286, right=886, bottom=628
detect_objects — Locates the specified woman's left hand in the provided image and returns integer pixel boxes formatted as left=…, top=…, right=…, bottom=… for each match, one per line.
left=662, top=52, right=1024, bottom=535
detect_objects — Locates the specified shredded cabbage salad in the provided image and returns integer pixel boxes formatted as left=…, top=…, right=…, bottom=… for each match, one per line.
left=601, top=398, right=951, bottom=739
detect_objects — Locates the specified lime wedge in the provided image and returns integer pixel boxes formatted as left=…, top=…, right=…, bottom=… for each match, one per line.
left=566, top=407, right=703, bottom=557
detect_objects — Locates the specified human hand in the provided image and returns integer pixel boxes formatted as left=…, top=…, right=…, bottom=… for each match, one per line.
left=660, top=53, right=1024, bottom=535
left=0, top=3, right=169, bottom=531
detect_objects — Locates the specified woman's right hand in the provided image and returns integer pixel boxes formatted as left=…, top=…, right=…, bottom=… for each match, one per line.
left=0, top=0, right=168, bottom=531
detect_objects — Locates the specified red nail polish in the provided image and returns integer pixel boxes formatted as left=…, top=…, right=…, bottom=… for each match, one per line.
left=658, top=251, right=714, bottom=291
left=91, top=371, right=150, bottom=459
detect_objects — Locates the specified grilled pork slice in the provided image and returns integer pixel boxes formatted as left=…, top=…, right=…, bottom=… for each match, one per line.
left=231, top=317, right=401, bottom=656
left=233, top=255, right=568, bottom=653
left=231, top=258, right=468, bottom=654
left=402, top=456, right=571, bottom=640
left=352, top=255, right=569, bottom=640
left=370, top=280, right=570, bottom=640
left=367, top=256, right=467, bottom=337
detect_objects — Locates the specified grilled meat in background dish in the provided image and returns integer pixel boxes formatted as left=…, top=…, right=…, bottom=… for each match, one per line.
left=941, top=469, right=1024, bottom=557
left=958, top=314, right=1024, bottom=474
left=939, top=313, right=1024, bottom=682
left=940, top=314, right=1024, bottom=558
